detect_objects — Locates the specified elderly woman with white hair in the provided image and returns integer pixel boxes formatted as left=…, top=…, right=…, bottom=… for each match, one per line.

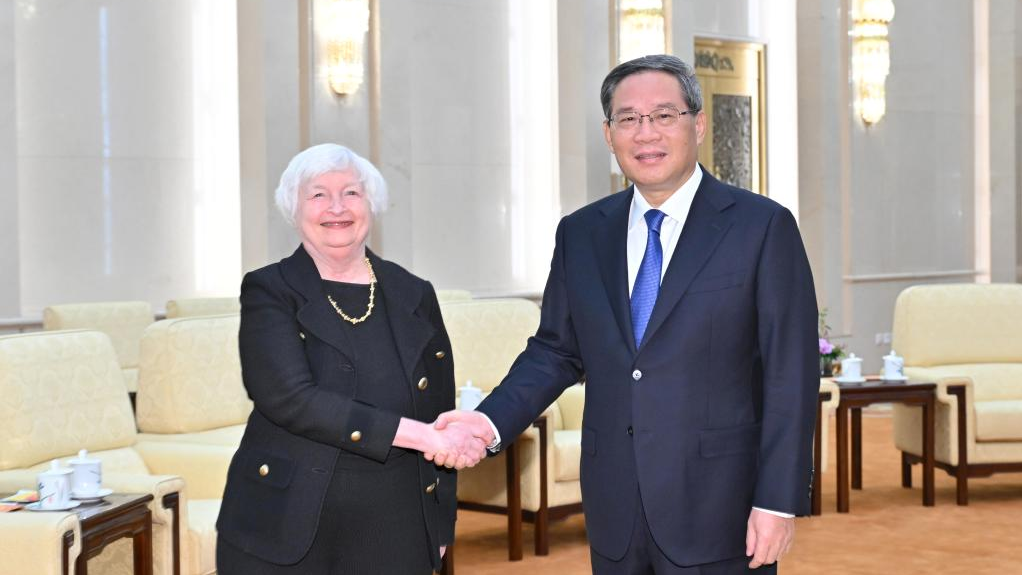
left=216, top=143, right=483, bottom=573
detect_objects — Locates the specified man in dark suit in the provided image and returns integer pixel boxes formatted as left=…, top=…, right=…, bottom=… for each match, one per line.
left=437, top=55, right=818, bottom=573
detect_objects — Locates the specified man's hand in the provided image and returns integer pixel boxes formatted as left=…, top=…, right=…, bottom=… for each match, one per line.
left=746, top=508, right=795, bottom=568
left=423, top=421, right=487, bottom=469
left=434, top=409, right=497, bottom=446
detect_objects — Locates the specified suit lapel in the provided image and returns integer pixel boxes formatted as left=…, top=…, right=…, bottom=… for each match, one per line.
left=372, top=251, right=436, bottom=381
left=639, top=173, right=736, bottom=353
left=591, top=188, right=637, bottom=353
left=281, top=245, right=357, bottom=363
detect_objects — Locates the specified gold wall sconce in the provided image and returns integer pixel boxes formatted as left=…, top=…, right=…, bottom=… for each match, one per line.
left=851, top=0, right=895, bottom=125
left=325, top=0, right=370, bottom=96
left=616, top=0, right=669, bottom=64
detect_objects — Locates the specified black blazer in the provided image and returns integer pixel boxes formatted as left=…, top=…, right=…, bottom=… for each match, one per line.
left=216, top=246, right=456, bottom=570
left=479, top=170, right=819, bottom=566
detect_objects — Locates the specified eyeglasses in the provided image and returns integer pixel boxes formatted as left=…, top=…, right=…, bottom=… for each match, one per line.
left=608, top=107, right=699, bottom=131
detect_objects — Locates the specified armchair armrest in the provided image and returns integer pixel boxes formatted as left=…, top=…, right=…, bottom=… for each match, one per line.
left=0, top=511, right=81, bottom=575
left=134, top=441, right=235, bottom=500
left=0, top=469, right=42, bottom=494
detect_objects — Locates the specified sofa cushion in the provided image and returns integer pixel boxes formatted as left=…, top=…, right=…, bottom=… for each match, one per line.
left=136, top=315, right=252, bottom=434
left=42, top=301, right=153, bottom=370
left=165, top=297, right=240, bottom=319
left=554, top=430, right=581, bottom=482
left=892, top=284, right=1022, bottom=367
left=440, top=299, right=540, bottom=392
left=137, top=424, right=246, bottom=446
left=0, top=331, right=137, bottom=471
left=122, top=367, right=139, bottom=393
left=974, top=400, right=1022, bottom=442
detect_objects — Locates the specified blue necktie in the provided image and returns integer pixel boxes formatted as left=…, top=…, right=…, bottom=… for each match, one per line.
left=631, top=209, right=666, bottom=347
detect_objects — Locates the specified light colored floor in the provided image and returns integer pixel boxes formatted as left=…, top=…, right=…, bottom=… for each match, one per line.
left=450, top=415, right=1022, bottom=574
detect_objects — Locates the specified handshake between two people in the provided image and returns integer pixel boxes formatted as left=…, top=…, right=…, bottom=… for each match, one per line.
left=394, top=410, right=496, bottom=470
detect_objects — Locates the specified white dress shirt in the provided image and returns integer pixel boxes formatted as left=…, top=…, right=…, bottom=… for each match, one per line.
left=482, top=164, right=791, bottom=518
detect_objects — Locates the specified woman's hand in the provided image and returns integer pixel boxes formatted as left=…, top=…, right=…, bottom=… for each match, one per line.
left=392, top=417, right=486, bottom=469
left=425, top=421, right=487, bottom=468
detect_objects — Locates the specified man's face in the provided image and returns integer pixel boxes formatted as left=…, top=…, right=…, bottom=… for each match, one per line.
left=602, top=71, right=706, bottom=197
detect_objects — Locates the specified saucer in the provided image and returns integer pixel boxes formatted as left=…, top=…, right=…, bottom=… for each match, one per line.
left=72, top=488, right=113, bottom=502
left=881, top=374, right=908, bottom=382
left=833, top=375, right=867, bottom=384
left=25, top=500, right=82, bottom=512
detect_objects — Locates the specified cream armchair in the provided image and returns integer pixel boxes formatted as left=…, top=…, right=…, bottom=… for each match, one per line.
left=440, top=298, right=583, bottom=559
left=135, top=314, right=251, bottom=447
left=43, top=300, right=154, bottom=395
left=0, top=511, right=82, bottom=575
left=436, top=289, right=473, bottom=303
left=0, top=330, right=233, bottom=575
left=891, top=283, right=1022, bottom=505
left=165, top=296, right=241, bottom=318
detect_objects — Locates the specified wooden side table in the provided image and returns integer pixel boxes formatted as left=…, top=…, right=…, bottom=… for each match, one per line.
left=834, top=380, right=936, bottom=512
left=75, top=493, right=154, bottom=575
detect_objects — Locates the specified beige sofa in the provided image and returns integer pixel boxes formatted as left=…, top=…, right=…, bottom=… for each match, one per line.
left=165, top=297, right=241, bottom=319
left=43, top=300, right=154, bottom=394
left=135, top=315, right=251, bottom=447
left=891, top=283, right=1022, bottom=504
left=440, top=298, right=583, bottom=558
left=0, top=511, right=82, bottom=575
left=0, top=330, right=233, bottom=575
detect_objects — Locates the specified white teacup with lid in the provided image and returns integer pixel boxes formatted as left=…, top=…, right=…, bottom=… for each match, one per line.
left=841, top=353, right=863, bottom=380
left=459, top=380, right=483, bottom=411
left=883, top=350, right=905, bottom=379
left=37, top=459, right=73, bottom=510
left=69, top=449, right=102, bottom=498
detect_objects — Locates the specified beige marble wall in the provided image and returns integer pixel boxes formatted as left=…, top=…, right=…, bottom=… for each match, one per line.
left=13, top=0, right=240, bottom=316
left=0, top=2, right=18, bottom=317
left=797, top=0, right=1021, bottom=369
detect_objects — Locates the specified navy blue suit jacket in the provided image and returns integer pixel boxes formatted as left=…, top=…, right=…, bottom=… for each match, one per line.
left=477, top=170, right=819, bottom=566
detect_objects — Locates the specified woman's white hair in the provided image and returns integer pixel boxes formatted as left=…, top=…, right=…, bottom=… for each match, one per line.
left=274, top=143, right=389, bottom=227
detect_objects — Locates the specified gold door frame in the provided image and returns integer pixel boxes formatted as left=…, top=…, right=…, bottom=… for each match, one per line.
left=694, top=38, right=767, bottom=195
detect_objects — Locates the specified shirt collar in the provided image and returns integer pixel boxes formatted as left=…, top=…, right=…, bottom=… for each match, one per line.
left=628, top=164, right=703, bottom=230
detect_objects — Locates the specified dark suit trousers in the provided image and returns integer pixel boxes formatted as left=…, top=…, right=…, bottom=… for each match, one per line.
left=590, top=494, right=778, bottom=575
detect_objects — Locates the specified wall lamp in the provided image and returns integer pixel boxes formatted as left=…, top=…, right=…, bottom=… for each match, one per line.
left=325, top=0, right=370, bottom=96
left=851, top=0, right=895, bottom=125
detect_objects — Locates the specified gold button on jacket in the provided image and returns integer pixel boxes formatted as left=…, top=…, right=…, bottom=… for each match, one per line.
left=425, top=481, right=437, bottom=494
left=417, top=377, right=429, bottom=390
left=434, top=350, right=445, bottom=359
left=350, top=430, right=362, bottom=442
left=258, top=464, right=269, bottom=477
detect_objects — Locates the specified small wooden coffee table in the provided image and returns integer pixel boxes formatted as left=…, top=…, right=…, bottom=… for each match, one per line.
left=834, top=379, right=936, bottom=512
left=72, top=493, right=154, bottom=575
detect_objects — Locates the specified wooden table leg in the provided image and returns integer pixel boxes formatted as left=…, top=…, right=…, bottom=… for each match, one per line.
left=836, top=405, right=849, bottom=513
left=922, top=396, right=935, bottom=506
left=851, top=408, right=862, bottom=490
left=505, top=441, right=523, bottom=561
left=812, top=393, right=825, bottom=516
left=901, top=451, right=912, bottom=487
left=133, top=509, right=153, bottom=575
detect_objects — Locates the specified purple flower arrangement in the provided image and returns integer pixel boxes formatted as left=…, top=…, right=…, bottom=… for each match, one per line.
left=818, top=310, right=845, bottom=375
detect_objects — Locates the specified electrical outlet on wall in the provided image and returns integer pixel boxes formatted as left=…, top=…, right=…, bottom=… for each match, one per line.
left=875, top=333, right=884, bottom=345
left=883, top=332, right=892, bottom=345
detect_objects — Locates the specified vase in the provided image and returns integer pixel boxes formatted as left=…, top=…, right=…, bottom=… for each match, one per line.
left=819, top=356, right=834, bottom=377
